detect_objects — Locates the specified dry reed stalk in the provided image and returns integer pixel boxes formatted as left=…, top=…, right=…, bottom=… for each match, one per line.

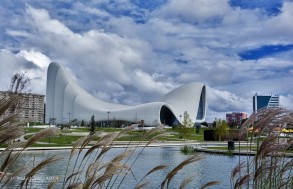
left=146, top=133, right=166, bottom=146
left=95, top=146, right=111, bottom=161
left=113, top=126, right=165, bottom=189
left=70, top=135, right=89, bottom=159
left=82, top=173, right=96, bottom=189
left=64, top=171, right=83, bottom=186
left=47, top=177, right=59, bottom=189
left=234, top=174, right=250, bottom=189
left=0, top=149, right=13, bottom=173
left=81, top=130, right=127, bottom=174
left=66, top=182, right=83, bottom=189
left=1, top=165, right=28, bottom=187
left=115, top=125, right=135, bottom=139
left=134, top=180, right=150, bottom=189
left=19, top=155, right=61, bottom=189
left=91, top=162, right=129, bottom=188
left=199, top=180, right=221, bottom=189
left=97, top=132, right=119, bottom=147
left=82, top=132, right=119, bottom=162
left=280, top=159, right=293, bottom=172
left=99, top=150, right=131, bottom=184
left=69, top=133, right=100, bottom=185
left=79, top=134, right=97, bottom=152
left=231, top=161, right=245, bottom=183
left=63, top=135, right=95, bottom=186
left=233, top=108, right=293, bottom=189
left=253, top=163, right=276, bottom=182
left=23, top=127, right=57, bottom=149
left=82, top=144, right=102, bottom=161
left=139, top=164, right=168, bottom=184
left=0, top=171, right=12, bottom=182
left=68, top=134, right=116, bottom=188
left=0, top=94, right=22, bottom=116
left=0, top=112, right=20, bottom=126
left=80, top=149, right=131, bottom=188
left=64, top=135, right=96, bottom=187
left=240, top=111, right=256, bottom=135
left=256, top=135, right=279, bottom=160
left=160, top=154, right=204, bottom=189
left=0, top=114, right=25, bottom=146
left=85, top=161, right=103, bottom=177
left=179, top=175, right=193, bottom=189
left=141, top=125, right=164, bottom=142
left=0, top=128, right=24, bottom=144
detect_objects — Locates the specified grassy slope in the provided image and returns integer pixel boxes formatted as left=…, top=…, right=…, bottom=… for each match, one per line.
left=23, top=127, right=205, bottom=146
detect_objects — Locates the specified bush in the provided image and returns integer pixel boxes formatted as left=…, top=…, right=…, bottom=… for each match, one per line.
left=180, top=145, right=195, bottom=154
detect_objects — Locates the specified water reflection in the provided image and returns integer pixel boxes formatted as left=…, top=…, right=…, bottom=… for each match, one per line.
left=1, top=147, right=244, bottom=189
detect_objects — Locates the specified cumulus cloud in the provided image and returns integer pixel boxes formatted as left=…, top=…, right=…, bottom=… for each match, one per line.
left=0, top=0, right=293, bottom=123
left=280, top=95, right=293, bottom=110
left=18, top=49, right=51, bottom=69
left=156, top=0, right=231, bottom=23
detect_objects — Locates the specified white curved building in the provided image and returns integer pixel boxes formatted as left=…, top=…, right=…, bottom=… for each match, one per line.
left=46, top=62, right=206, bottom=126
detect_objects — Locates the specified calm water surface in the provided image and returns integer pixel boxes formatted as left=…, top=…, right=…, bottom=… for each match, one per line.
left=2, top=147, right=245, bottom=189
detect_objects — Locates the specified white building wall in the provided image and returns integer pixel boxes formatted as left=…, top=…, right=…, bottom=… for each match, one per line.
left=46, top=62, right=206, bottom=126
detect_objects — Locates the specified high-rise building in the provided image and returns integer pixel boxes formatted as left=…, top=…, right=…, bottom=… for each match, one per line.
left=253, top=93, right=279, bottom=112
left=0, top=91, right=45, bottom=123
left=226, top=112, right=248, bottom=127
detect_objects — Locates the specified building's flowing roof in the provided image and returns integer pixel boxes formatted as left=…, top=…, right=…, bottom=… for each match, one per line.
left=46, top=62, right=206, bottom=126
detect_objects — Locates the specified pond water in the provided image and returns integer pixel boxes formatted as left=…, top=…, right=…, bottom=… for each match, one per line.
left=2, top=147, right=246, bottom=189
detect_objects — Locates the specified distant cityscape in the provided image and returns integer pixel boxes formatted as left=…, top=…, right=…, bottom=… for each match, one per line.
left=0, top=90, right=280, bottom=127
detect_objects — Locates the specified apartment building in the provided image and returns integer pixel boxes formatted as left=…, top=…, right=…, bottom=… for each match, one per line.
left=226, top=112, right=248, bottom=127
left=0, top=91, right=45, bottom=123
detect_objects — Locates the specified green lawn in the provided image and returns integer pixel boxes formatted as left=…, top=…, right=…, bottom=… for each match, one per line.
left=38, top=135, right=82, bottom=144
left=24, top=127, right=43, bottom=133
left=20, top=127, right=207, bottom=147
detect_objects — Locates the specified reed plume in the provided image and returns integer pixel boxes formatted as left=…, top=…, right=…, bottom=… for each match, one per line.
left=199, top=180, right=221, bottom=189
left=232, top=107, right=293, bottom=189
left=19, top=155, right=61, bottom=189
left=160, top=154, right=204, bottom=189
left=179, top=175, right=193, bottom=189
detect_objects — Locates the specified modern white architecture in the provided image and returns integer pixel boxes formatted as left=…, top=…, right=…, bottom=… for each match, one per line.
left=46, top=63, right=207, bottom=126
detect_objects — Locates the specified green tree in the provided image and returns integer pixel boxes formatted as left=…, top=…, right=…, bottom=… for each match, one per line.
left=177, top=111, right=194, bottom=139
left=214, top=119, right=229, bottom=141
left=81, top=119, right=86, bottom=126
left=182, top=111, right=193, bottom=128
left=201, top=121, right=208, bottom=127
left=90, top=115, right=95, bottom=134
left=212, top=121, right=217, bottom=128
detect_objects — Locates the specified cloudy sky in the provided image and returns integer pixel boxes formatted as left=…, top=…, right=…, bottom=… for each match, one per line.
left=1, top=0, right=293, bottom=122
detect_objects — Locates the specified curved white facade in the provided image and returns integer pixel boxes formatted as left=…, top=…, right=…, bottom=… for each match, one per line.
left=46, top=62, right=206, bottom=126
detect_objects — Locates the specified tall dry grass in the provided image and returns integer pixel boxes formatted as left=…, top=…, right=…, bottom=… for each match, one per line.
left=231, top=108, right=293, bottom=189
left=0, top=93, right=219, bottom=189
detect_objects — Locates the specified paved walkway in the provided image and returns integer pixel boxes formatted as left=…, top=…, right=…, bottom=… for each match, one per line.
left=1, top=141, right=292, bottom=157
left=0, top=141, right=247, bottom=151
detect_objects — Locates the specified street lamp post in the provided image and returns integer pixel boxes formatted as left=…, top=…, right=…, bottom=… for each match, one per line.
left=107, top=111, right=110, bottom=127
left=68, top=112, right=71, bottom=123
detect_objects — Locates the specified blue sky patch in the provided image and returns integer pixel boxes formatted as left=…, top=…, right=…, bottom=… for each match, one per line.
left=229, top=0, right=283, bottom=16
left=175, top=58, right=188, bottom=65
left=131, top=0, right=167, bottom=11
left=239, top=44, right=293, bottom=60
